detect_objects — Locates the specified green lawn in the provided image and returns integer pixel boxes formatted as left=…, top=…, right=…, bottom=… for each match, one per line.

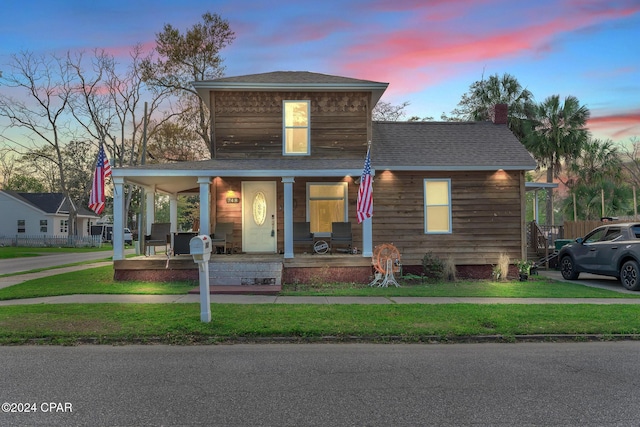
left=1, top=265, right=640, bottom=344
left=0, top=266, right=195, bottom=300
left=1, top=303, right=640, bottom=345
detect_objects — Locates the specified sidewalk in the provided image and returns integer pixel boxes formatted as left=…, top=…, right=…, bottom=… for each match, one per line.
left=1, top=263, right=639, bottom=306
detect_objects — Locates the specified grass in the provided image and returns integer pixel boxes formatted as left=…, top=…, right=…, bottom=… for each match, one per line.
left=2, top=265, right=640, bottom=344
left=282, top=277, right=640, bottom=298
left=0, top=246, right=113, bottom=259
left=0, top=266, right=196, bottom=300
left=1, top=303, right=640, bottom=345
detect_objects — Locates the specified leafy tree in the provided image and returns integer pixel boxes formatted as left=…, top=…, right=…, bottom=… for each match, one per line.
left=141, top=12, right=235, bottom=155
left=449, top=72, right=535, bottom=140
left=560, top=139, right=626, bottom=220
left=525, top=95, right=590, bottom=224
left=3, top=174, right=45, bottom=192
left=147, top=121, right=208, bottom=162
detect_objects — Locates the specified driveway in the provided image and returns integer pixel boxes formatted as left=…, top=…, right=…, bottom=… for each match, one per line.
left=538, top=269, right=636, bottom=294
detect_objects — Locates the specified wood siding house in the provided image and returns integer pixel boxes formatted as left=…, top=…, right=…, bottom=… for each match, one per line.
left=111, top=71, right=536, bottom=282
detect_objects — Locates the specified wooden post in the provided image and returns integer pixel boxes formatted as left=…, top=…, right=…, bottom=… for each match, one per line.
left=601, top=189, right=605, bottom=218
left=573, top=193, right=577, bottom=221
left=634, top=187, right=637, bottom=220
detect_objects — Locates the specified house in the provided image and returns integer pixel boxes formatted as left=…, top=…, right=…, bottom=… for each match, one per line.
left=110, top=71, right=536, bottom=282
left=0, top=190, right=100, bottom=241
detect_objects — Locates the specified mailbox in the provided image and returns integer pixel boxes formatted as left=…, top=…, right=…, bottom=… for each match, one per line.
left=189, top=235, right=212, bottom=262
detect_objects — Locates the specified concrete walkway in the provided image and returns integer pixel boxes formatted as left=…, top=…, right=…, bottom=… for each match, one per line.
left=1, top=260, right=639, bottom=306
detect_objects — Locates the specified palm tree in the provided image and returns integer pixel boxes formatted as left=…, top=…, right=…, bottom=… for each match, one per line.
left=525, top=95, right=590, bottom=224
left=452, top=73, right=536, bottom=140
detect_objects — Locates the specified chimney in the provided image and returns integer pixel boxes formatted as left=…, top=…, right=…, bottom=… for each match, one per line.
left=492, top=103, right=508, bottom=125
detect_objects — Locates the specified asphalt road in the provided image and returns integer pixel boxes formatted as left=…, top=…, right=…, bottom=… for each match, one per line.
left=2, top=342, right=640, bottom=426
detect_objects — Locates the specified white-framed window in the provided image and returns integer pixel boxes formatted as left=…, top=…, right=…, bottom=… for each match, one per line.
left=283, top=100, right=310, bottom=155
left=424, top=179, right=452, bottom=234
left=60, top=219, right=68, bottom=233
left=17, top=220, right=25, bottom=233
left=307, top=182, right=348, bottom=233
left=40, top=220, right=48, bottom=233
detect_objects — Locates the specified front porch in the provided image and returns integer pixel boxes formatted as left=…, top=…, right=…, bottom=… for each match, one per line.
left=114, top=253, right=374, bottom=293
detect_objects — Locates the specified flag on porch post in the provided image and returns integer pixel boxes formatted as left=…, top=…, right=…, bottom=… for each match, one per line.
left=88, top=144, right=112, bottom=215
left=356, top=145, right=373, bottom=223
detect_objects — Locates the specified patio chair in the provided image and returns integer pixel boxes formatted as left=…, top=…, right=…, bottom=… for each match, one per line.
left=145, top=222, right=171, bottom=256
left=330, top=222, right=352, bottom=253
left=210, top=222, right=235, bottom=254
left=293, top=221, right=314, bottom=251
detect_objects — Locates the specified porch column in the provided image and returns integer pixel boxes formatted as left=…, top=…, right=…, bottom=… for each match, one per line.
left=112, top=177, right=126, bottom=260
left=362, top=216, right=373, bottom=257
left=145, top=185, right=156, bottom=235
left=198, top=177, right=211, bottom=236
left=282, top=176, right=295, bottom=259
left=169, top=194, right=178, bottom=232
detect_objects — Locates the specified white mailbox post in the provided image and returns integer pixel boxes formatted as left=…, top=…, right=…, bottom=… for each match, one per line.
left=189, top=235, right=212, bottom=322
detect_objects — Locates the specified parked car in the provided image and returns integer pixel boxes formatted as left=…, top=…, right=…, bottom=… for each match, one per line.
left=557, top=223, right=640, bottom=290
left=124, top=228, right=133, bottom=245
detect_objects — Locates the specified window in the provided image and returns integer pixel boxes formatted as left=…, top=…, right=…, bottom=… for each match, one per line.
left=424, top=179, right=452, bottom=233
left=60, top=219, right=68, bottom=233
left=40, top=220, right=48, bottom=233
left=307, top=183, right=348, bottom=233
left=283, top=100, right=310, bottom=155
left=17, top=220, right=25, bottom=233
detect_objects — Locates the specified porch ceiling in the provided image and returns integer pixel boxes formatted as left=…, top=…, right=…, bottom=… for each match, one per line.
left=124, top=175, right=200, bottom=195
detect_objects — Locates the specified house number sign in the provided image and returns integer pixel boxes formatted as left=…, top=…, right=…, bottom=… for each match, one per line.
left=252, top=191, right=267, bottom=226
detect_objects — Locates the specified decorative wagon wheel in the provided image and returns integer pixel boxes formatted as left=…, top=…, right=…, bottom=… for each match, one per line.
left=369, top=243, right=401, bottom=287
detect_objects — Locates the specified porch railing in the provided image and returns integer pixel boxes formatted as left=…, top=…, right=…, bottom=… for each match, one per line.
left=0, top=234, right=103, bottom=248
left=527, top=222, right=564, bottom=255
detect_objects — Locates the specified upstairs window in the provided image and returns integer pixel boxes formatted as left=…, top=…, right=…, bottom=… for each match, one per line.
left=424, top=179, right=452, bottom=234
left=283, top=100, right=310, bottom=155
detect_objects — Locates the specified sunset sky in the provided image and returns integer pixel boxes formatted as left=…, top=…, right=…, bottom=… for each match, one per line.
left=1, top=0, right=639, bottom=144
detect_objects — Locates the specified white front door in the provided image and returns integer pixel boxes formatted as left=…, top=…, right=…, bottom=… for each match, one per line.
left=242, top=181, right=277, bottom=253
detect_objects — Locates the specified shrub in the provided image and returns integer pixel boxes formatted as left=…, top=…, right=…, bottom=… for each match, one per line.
left=422, top=252, right=444, bottom=281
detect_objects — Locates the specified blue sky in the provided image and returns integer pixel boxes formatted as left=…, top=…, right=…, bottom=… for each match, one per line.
left=1, top=0, right=639, bottom=143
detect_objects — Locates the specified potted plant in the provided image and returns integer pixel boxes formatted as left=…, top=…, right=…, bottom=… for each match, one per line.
left=515, top=259, right=533, bottom=281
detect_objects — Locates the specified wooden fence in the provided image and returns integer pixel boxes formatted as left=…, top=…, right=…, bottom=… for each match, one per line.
left=0, top=234, right=103, bottom=248
left=562, top=220, right=626, bottom=240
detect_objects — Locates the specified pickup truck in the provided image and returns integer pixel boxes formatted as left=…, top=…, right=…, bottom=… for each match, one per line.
left=558, top=222, right=640, bottom=290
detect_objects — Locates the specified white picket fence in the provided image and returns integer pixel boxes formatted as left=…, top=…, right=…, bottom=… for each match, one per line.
left=0, top=234, right=103, bottom=248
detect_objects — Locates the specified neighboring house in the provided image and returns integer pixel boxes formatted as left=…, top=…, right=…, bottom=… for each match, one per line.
left=0, top=190, right=99, bottom=238
left=111, top=71, right=536, bottom=279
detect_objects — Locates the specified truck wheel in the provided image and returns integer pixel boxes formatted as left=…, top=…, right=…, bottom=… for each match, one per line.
left=620, top=260, right=640, bottom=291
left=560, top=256, right=579, bottom=280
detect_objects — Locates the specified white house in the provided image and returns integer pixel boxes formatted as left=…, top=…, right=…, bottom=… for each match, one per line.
left=0, top=190, right=100, bottom=238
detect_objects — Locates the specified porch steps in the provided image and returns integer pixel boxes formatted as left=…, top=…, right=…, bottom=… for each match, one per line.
left=209, top=259, right=282, bottom=285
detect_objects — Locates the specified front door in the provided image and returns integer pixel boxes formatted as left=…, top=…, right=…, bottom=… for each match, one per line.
left=242, top=181, right=277, bottom=253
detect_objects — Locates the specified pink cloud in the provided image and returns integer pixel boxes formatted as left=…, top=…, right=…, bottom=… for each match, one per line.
left=588, top=110, right=640, bottom=139
left=334, top=0, right=640, bottom=97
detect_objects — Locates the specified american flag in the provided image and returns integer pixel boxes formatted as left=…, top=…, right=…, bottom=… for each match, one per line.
left=88, top=145, right=112, bottom=215
left=356, top=146, right=373, bottom=223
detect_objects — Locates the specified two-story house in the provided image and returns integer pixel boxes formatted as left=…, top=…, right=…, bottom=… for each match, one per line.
left=111, top=71, right=536, bottom=284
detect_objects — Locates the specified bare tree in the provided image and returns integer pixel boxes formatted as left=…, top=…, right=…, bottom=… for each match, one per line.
left=619, top=136, right=640, bottom=189
left=0, top=51, right=81, bottom=234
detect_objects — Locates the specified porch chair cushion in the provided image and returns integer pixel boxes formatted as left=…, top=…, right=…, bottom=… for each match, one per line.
left=145, top=222, right=171, bottom=256
left=330, top=222, right=352, bottom=253
left=210, top=222, right=235, bottom=254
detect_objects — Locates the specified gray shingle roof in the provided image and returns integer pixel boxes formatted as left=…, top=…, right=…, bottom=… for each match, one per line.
left=198, top=71, right=387, bottom=86
left=3, top=191, right=98, bottom=217
left=372, top=121, right=537, bottom=170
